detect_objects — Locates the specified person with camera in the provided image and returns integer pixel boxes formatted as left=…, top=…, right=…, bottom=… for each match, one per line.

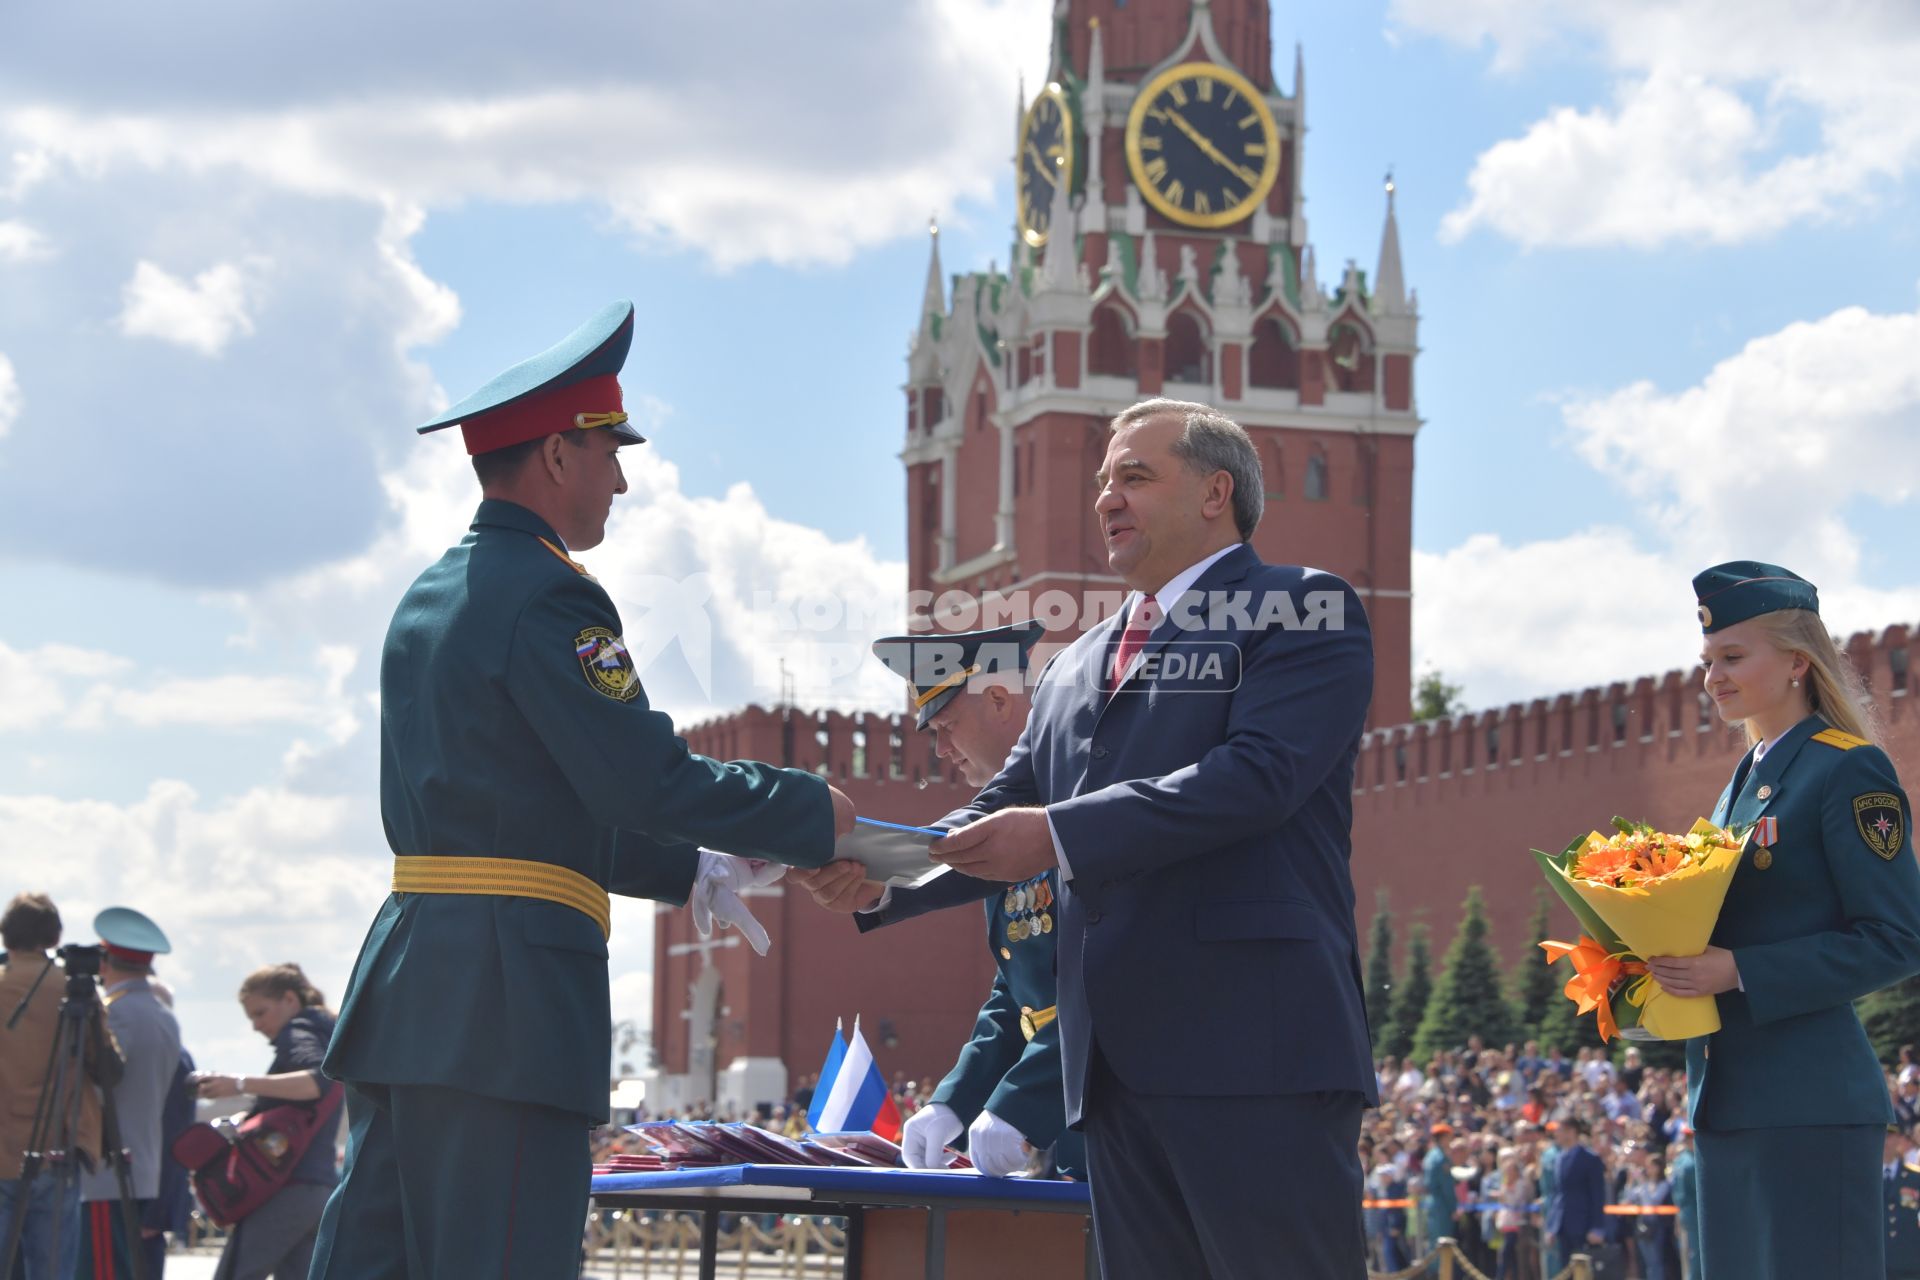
left=190, top=963, right=338, bottom=1280
left=79, top=907, right=181, bottom=1280
left=1, top=893, right=111, bottom=1279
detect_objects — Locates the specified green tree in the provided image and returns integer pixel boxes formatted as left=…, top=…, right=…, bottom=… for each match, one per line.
left=1364, top=889, right=1396, bottom=1052
left=1414, top=887, right=1521, bottom=1060
left=1859, top=974, right=1920, bottom=1065
left=1386, top=923, right=1433, bottom=1061
left=1412, top=669, right=1466, bottom=721
left=1511, top=888, right=1559, bottom=1032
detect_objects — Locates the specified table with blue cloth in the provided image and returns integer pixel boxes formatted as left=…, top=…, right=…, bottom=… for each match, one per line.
left=590, top=1164, right=1093, bottom=1280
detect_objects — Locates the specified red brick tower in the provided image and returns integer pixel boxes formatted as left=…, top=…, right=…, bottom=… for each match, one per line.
left=650, top=0, right=1424, bottom=1116
left=904, top=0, right=1419, bottom=724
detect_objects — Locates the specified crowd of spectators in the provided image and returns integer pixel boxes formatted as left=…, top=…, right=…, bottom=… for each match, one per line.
left=1363, top=1037, right=1700, bottom=1279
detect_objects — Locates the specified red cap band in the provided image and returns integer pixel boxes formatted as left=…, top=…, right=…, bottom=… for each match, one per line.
left=458, top=374, right=625, bottom=456
left=102, top=943, right=154, bottom=966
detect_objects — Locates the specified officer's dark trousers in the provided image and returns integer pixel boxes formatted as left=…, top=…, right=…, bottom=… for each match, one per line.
left=1696, top=1124, right=1880, bottom=1280
left=1082, top=1047, right=1366, bottom=1279
left=307, top=1083, right=590, bottom=1280
left=80, top=1197, right=164, bottom=1280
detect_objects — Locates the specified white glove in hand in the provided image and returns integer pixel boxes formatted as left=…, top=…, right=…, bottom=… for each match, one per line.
left=967, top=1109, right=1031, bottom=1177
left=899, top=1102, right=964, bottom=1170
left=691, top=850, right=787, bottom=956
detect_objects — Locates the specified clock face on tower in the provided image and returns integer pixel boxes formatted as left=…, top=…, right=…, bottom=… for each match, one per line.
left=1124, top=62, right=1279, bottom=229
left=1017, top=82, right=1074, bottom=248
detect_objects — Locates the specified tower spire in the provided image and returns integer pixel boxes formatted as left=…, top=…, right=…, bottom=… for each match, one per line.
left=919, top=217, right=945, bottom=337
left=1083, top=17, right=1106, bottom=214
left=1039, top=155, right=1077, bottom=292
left=1374, top=171, right=1406, bottom=314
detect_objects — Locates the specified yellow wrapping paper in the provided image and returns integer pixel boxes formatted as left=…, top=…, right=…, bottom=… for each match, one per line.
left=1546, top=819, right=1744, bottom=1040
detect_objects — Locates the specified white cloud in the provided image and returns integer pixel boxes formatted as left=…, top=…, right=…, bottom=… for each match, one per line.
left=116, top=259, right=259, bottom=356
left=1415, top=530, right=1695, bottom=707
left=0, top=353, right=17, bottom=437
left=1398, top=0, right=1920, bottom=248
left=1418, top=290, right=1920, bottom=708
left=1, top=0, right=1052, bottom=269
left=0, top=779, right=387, bottom=1073
left=0, top=220, right=50, bottom=262
left=1563, top=293, right=1920, bottom=576
left=0, top=642, right=132, bottom=731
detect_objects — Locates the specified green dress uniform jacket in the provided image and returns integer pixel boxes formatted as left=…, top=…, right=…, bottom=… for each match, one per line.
left=1685, top=713, right=1920, bottom=1279
left=1686, top=715, right=1920, bottom=1131
left=325, top=499, right=836, bottom=1123
left=1885, top=1159, right=1920, bottom=1277
left=934, top=873, right=1082, bottom=1175
left=855, top=869, right=1083, bottom=1176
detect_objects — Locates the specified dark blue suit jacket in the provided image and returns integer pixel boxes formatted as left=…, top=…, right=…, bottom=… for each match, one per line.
left=1547, top=1144, right=1607, bottom=1243
left=928, top=544, right=1377, bottom=1126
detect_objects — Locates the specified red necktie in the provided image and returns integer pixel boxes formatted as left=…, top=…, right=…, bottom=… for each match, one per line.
left=1108, top=595, right=1161, bottom=693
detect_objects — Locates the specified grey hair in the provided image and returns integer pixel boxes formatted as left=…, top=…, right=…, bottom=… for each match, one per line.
left=1110, top=397, right=1264, bottom=540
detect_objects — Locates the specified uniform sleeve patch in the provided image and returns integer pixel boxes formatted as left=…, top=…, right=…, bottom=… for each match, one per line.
left=1854, top=791, right=1907, bottom=861
left=575, top=627, right=639, bottom=702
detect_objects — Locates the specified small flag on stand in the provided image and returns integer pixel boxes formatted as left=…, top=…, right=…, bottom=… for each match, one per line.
left=805, top=1016, right=902, bottom=1143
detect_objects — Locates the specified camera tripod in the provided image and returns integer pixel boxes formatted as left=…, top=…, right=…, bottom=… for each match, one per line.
left=1, top=949, right=147, bottom=1280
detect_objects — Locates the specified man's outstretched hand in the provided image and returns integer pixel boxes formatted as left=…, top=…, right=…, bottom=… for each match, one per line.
left=788, top=859, right=885, bottom=914
left=929, top=808, right=1055, bottom=882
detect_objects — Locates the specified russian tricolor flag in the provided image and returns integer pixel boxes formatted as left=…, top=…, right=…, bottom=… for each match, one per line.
left=805, top=1017, right=902, bottom=1143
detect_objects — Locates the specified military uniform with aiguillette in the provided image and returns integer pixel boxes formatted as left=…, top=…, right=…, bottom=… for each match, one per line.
left=310, top=301, right=837, bottom=1279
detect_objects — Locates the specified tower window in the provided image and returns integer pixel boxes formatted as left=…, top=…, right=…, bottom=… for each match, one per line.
left=1165, top=310, right=1211, bottom=384
left=1088, top=304, right=1137, bottom=378
left=1247, top=316, right=1300, bottom=390
left=1327, top=322, right=1375, bottom=393
left=1304, top=451, right=1329, bottom=501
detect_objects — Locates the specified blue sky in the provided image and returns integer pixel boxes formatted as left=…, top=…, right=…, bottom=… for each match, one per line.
left=3, top=0, right=1918, bottom=1070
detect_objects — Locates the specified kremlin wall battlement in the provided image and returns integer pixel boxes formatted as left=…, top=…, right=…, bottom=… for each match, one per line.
left=657, top=626, right=1911, bottom=1108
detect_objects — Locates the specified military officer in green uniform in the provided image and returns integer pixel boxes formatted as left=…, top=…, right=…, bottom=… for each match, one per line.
left=310, top=301, right=854, bottom=1278
left=1884, top=1125, right=1920, bottom=1279
left=790, top=622, right=1084, bottom=1178
left=1647, top=561, right=1920, bottom=1280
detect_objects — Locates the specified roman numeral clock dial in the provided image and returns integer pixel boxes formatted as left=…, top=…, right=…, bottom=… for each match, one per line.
left=1018, top=83, right=1075, bottom=248
left=1125, top=63, right=1279, bottom=229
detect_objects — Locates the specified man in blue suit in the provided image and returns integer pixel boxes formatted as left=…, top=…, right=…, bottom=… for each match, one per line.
left=1546, top=1117, right=1608, bottom=1266
left=926, top=398, right=1377, bottom=1279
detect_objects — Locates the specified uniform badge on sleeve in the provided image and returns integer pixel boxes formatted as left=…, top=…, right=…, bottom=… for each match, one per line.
left=1854, top=792, right=1906, bottom=861
left=575, top=627, right=639, bottom=702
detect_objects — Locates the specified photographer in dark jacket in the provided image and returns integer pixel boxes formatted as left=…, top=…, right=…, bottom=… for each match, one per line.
left=193, top=964, right=337, bottom=1280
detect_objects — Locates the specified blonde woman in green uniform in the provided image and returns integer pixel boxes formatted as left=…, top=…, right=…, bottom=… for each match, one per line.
left=1647, top=562, right=1920, bottom=1279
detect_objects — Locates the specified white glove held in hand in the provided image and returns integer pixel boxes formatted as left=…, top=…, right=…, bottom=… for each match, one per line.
left=899, top=1102, right=964, bottom=1170
left=691, top=850, right=786, bottom=956
left=967, top=1109, right=1031, bottom=1177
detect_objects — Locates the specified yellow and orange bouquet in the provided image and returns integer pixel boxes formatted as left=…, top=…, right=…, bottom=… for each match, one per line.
left=1533, top=818, right=1745, bottom=1041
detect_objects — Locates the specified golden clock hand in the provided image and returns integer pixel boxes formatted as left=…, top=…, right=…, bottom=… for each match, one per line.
left=1025, top=144, right=1058, bottom=185
left=1164, top=108, right=1259, bottom=189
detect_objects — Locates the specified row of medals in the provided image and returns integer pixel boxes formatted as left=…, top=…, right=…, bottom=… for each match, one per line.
left=1005, top=874, right=1054, bottom=942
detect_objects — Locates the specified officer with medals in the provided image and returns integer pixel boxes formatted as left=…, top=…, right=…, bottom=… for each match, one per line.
left=1885, top=1125, right=1920, bottom=1280
left=791, top=622, right=1084, bottom=1179
left=1646, top=562, right=1920, bottom=1280
left=311, top=301, right=855, bottom=1278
